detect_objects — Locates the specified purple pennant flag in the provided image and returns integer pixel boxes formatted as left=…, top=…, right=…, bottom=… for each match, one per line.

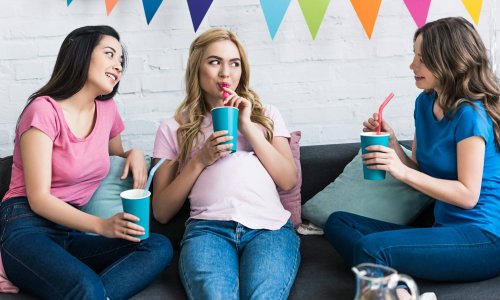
left=142, top=0, right=164, bottom=25
left=187, top=0, right=213, bottom=32
left=67, top=0, right=73, bottom=6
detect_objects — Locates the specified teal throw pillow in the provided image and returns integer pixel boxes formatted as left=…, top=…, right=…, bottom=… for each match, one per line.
left=302, top=147, right=433, bottom=228
left=82, top=155, right=151, bottom=219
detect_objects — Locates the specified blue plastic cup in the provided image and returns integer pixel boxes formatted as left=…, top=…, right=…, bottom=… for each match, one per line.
left=120, top=189, right=150, bottom=240
left=211, top=106, right=239, bottom=152
left=360, top=132, right=390, bottom=180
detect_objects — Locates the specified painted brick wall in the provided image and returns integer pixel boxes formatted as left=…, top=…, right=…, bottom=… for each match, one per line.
left=0, top=0, right=498, bottom=156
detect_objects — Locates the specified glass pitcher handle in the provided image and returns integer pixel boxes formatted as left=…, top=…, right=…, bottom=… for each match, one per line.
left=397, top=274, right=420, bottom=300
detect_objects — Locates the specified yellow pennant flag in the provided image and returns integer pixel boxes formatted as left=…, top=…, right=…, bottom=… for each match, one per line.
left=105, top=0, right=119, bottom=16
left=350, top=0, right=382, bottom=39
left=461, top=0, right=483, bottom=25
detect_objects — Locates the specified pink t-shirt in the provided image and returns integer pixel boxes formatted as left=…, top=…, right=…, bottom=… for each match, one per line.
left=2, top=96, right=125, bottom=207
left=153, top=105, right=291, bottom=230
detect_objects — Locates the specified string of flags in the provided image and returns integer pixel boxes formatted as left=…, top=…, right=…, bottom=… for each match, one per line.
left=66, top=0, right=484, bottom=40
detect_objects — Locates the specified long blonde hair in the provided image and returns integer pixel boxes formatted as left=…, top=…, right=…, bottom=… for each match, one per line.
left=174, top=28, right=274, bottom=170
left=415, top=17, right=500, bottom=149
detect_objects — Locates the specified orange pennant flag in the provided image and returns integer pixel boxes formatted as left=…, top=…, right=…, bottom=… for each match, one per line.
left=461, top=0, right=483, bottom=25
left=350, top=0, right=382, bottom=39
left=105, top=0, right=119, bottom=16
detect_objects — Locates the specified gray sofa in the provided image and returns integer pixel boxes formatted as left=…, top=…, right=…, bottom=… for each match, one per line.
left=1, top=141, right=499, bottom=299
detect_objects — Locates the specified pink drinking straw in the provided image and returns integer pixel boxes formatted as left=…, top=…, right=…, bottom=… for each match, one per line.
left=376, top=92, right=395, bottom=135
left=219, top=83, right=230, bottom=105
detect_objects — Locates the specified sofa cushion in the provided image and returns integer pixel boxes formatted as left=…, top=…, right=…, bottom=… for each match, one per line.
left=302, top=147, right=434, bottom=228
left=278, top=130, right=302, bottom=227
left=0, top=156, right=13, bottom=201
left=81, top=156, right=151, bottom=218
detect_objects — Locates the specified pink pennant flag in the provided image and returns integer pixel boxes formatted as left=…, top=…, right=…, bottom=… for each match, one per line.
left=403, top=0, right=431, bottom=28
left=105, top=0, right=119, bottom=16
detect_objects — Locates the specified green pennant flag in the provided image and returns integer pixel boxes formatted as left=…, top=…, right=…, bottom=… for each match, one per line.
left=298, top=0, right=331, bottom=39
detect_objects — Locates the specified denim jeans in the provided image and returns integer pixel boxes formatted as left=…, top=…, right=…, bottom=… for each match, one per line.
left=0, top=197, right=173, bottom=300
left=324, top=211, right=500, bottom=282
left=179, top=219, right=300, bottom=300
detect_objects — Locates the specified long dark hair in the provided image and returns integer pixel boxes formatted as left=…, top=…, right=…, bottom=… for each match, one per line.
left=27, top=25, right=127, bottom=105
left=415, top=17, right=500, bottom=149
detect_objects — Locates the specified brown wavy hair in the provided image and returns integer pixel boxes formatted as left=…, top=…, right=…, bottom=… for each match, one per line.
left=174, top=28, right=274, bottom=170
left=415, top=17, right=500, bottom=149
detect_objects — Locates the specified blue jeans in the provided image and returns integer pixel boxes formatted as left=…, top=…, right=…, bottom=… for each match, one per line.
left=324, top=211, right=500, bottom=282
left=179, top=219, right=300, bottom=300
left=0, top=197, right=173, bottom=300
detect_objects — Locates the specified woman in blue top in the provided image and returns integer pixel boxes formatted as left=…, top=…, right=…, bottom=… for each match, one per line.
left=325, top=16, right=500, bottom=285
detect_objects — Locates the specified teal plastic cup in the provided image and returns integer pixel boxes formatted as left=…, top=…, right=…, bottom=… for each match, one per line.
left=211, top=106, right=239, bottom=152
left=360, top=132, right=390, bottom=180
left=120, top=189, right=150, bottom=240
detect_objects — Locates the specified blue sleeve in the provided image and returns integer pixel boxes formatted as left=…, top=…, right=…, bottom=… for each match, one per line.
left=455, top=103, right=491, bottom=144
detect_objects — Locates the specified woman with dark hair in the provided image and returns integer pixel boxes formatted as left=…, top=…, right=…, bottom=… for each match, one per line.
left=325, top=16, right=500, bottom=293
left=0, top=25, right=172, bottom=299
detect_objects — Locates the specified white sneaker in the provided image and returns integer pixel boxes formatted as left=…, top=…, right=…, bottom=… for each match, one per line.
left=296, top=222, right=324, bottom=235
left=419, top=292, right=437, bottom=300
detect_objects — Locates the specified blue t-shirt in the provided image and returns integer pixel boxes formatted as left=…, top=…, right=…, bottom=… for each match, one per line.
left=414, top=92, right=500, bottom=237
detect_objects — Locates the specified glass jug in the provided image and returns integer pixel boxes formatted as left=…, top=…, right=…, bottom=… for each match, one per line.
left=352, top=263, right=419, bottom=300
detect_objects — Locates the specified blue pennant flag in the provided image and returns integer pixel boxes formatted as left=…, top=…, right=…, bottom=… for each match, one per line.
left=142, top=0, right=164, bottom=25
left=67, top=0, right=73, bottom=6
left=260, top=0, right=291, bottom=39
left=187, top=0, right=213, bottom=32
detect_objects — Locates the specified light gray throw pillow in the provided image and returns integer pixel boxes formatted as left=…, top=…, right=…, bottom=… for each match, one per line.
left=302, top=148, right=433, bottom=228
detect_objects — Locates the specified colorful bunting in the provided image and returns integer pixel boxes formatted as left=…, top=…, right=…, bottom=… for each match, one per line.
left=187, top=0, right=213, bottom=32
left=461, top=0, right=483, bottom=25
left=64, top=0, right=488, bottom=34
left=260, top=0, right=291, bottom=39
left=298, top=0, right=331, bottom=39
left=105, top=0, right=119, bottom=16
left=403, top=0, right=431, bottom=28
left=350, top=0, right=382, bottom=39
left=142, top=0, right=164, bottom=25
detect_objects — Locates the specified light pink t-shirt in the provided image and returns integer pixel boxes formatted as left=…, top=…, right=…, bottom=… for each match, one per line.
left=2, top=96, right=125, bottom=207
left=153, top=105, right=291, bottom=230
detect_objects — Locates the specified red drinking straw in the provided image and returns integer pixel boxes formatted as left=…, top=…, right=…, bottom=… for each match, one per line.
left=377, top=92, right=395, bottom=135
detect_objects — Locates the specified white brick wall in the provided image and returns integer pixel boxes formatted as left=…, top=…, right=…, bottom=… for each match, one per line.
left=0, top=0, right=498, bottom=156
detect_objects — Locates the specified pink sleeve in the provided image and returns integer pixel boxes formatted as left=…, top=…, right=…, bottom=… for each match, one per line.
left=17, top=98, right=60, bottom=141
left=153, top=118, right=180, bottom=160
left=108, top=100, right=125, bottom=139
left=266, top=105, right=290, bottom=138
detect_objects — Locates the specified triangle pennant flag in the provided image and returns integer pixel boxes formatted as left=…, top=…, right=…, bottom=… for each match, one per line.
left=67, top=0, right=73, bottom=6
left=350, top=0, right=382, bottom=39
left=105, top=0, right=119, bottom=16
left=142, top=0, right=164, bottom=25
left=461, top=0, right=483, bottom=25
left=187, top=0, right=213, bottom=32
left=260, top=0, right=291, bottom=39
left=403, top=0, right=431, bottom=28
left=298, top=0, right=331, bottom=39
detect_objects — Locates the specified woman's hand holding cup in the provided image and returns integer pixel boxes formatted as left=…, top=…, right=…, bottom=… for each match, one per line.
left=99, top=212, right=145, bottom=242
left=195, top=130, right=234, bottom=167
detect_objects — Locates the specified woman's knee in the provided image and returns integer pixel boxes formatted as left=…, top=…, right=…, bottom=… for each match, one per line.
left=324, top=211, right=356, bottom=235
left=141, top=233, right=173, bottom=267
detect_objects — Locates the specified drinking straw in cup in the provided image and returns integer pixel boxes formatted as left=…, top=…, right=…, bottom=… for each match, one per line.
left=144, top=158, right=167, bottom=194
left=376, top=92, right=395, bottom=135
